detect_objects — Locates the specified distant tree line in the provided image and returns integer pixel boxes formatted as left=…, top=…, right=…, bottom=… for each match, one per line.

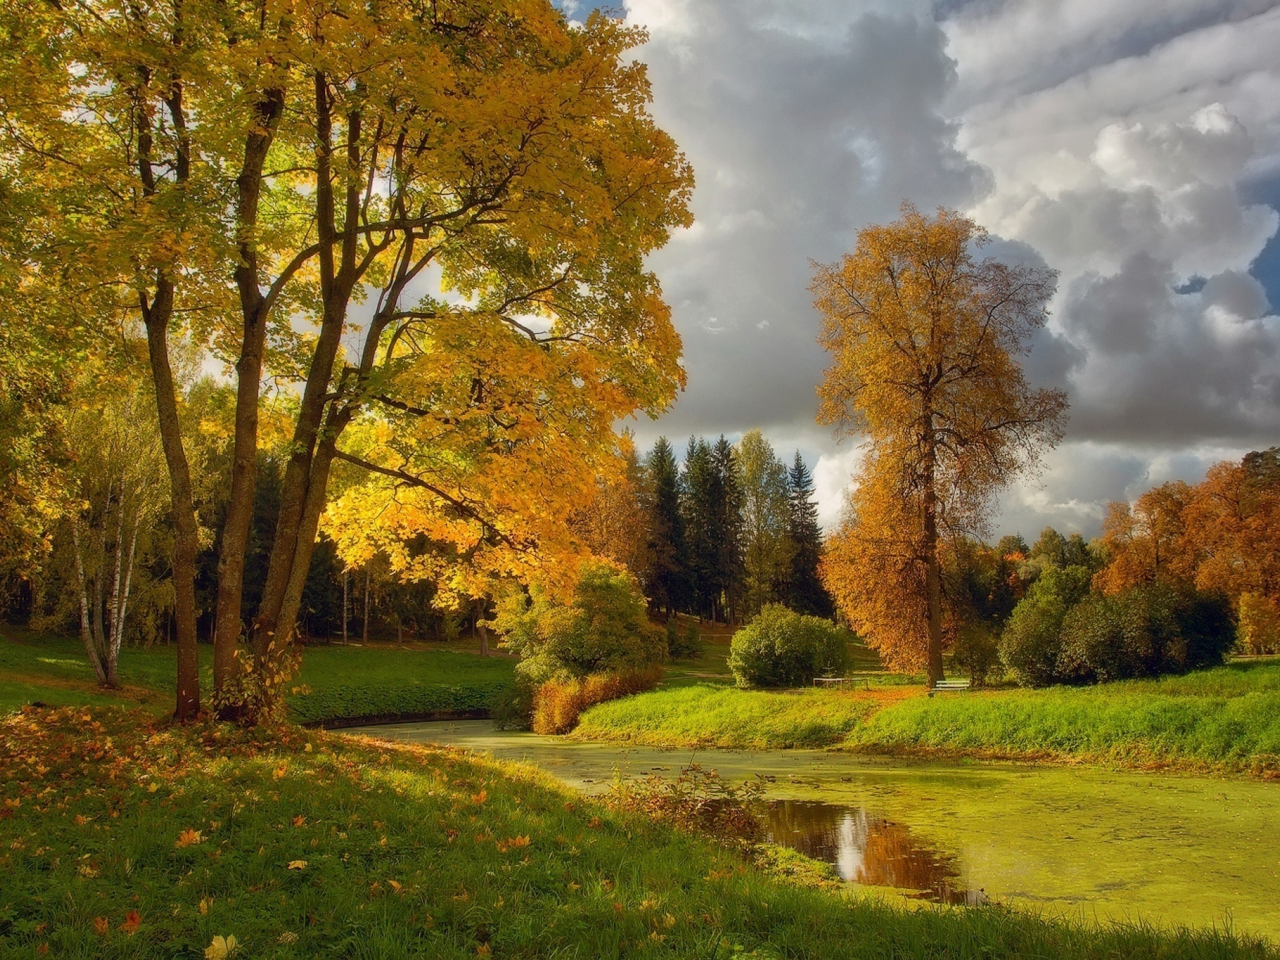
left=928, top=446, right=1280, bottom=687
left=572, top=429, right=833, bottom=624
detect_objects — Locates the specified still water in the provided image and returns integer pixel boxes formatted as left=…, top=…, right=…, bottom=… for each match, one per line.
left=353, top=719, right=1280, bottom=939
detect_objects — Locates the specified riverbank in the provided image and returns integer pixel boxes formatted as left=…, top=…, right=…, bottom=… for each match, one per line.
left=0, top=628, right=515, bottom=725
left=2, top=706, right=1274, bottom=958
left=573, top=661, right=1280, bottom=776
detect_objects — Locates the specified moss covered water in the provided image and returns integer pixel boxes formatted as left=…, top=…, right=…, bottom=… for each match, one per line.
left=357, top=719, right=1280, bottom=942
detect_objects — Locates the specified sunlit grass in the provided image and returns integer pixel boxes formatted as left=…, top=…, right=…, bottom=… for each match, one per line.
left=577, top=661, right=1280, bottom=773
left=0, top=706, right=1273, bottom=958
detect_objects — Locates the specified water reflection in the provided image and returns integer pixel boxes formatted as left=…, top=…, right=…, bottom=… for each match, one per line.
left=763, top=800, right=981, bottom=905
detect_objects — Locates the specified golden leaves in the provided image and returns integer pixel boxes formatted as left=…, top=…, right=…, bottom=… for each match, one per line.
left=175, top=828, right=203, bottom=848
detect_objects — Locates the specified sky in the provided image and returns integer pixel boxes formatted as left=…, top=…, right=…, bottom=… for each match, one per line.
left=560, top=0, right=1280, bottom=540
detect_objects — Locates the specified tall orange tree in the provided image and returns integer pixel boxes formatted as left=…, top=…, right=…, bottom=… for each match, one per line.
left=814, top=205, right=1068, bottom=684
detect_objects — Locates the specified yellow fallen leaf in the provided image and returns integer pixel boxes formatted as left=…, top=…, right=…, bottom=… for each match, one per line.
left=287, top=860, right=308, bottom=870
left=205, top=934, right=238, bottom=959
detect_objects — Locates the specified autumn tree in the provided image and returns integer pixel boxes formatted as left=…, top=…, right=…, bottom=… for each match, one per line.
left=570, top=435, right=652, bottom=585
left=3, top=0, right=692, bottom=719
left=815, top=205, right=1068, bottom=684
left=1093, top=482, right=1196, bottom=596
left=1182, top=451, right=1280, bottom=654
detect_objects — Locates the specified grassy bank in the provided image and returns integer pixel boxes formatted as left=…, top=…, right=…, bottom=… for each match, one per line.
left=576, top=661, right=1280, bottom=774
left=1, top=706, right=1273, bottom=959
left=574, top=684, right=882, bottom=749
left=0, top=628, right=514, bottom=725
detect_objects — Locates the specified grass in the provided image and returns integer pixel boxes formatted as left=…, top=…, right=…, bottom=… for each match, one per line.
left=0, top=705, right=1274, bottom=959
left=576, top=660, right=1280, bottom=774
left=574, top=684, right=882, bottom=749
left=0, top=627, right=514, bottom=725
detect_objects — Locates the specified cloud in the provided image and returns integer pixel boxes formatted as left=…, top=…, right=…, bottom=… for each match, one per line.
left=618, top=0, right=1280, bottom=539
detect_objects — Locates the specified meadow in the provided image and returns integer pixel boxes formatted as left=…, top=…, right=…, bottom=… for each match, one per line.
left=1, top=704, right=1274, bottom=959
left=0, top=627, right=515, bottom=726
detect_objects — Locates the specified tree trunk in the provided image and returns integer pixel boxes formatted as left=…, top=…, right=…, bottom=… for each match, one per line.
left=921, top=406, right=945, bottom=688
left=362, top=567, right=370, bottom=642
left=71, top=521, right=108, bottom=687
left=144, top=279, right=201, bottom=720
left=475, top=599, right=489, bottom=657
left=107, top=513, right=140, bottom=689
left=212, top=84, right=286, bottom=699
left=342, top=568, right=348, bottom=644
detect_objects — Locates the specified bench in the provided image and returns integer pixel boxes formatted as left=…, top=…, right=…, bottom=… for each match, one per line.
left=928, top=679, right=971, bottom=697
left=813, top=676, right=870, bottom=691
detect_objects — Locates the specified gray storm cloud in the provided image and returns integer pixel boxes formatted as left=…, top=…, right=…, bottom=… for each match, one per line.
left=620, top=0, right=1280, bottom=538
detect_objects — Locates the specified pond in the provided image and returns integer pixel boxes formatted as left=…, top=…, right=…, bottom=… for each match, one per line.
left=352, top=719, right=1280, bottom=941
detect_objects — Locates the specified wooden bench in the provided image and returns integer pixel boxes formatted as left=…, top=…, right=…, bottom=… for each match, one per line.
left=813, top=676, right=870, bottom=691
left=928, top=679, right=971, bottom=697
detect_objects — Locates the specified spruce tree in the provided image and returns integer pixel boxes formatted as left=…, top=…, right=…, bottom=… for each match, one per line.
left=644, top=437, right=688, bottom=617
left=712, top=436, right=744, bottom=623
left=787, top=451, right=834, bottom=617
left=681, top=437, right=717, bottom=619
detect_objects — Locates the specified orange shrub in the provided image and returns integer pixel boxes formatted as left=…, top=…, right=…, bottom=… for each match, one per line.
left=531, top=667, right=662, bottom=735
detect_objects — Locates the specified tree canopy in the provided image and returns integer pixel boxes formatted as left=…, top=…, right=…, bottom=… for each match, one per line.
left=814, top=205, right=1068, bottom=682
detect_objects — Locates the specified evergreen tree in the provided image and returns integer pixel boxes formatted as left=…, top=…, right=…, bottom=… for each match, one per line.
left=680, top=437, right=717, bottom=619
left=787, top=451, right=833, bottom=617
left=712, top=436, right=744, bottom=624
left=644, top=437, right=687, bottom=617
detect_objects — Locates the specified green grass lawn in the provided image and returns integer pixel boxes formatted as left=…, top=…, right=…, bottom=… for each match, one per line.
left=0, top=627, right=514, bottom=725
left=577, top=660, right=1280, bottom=774
left=574, top=683, right=881, bottom=749
left=0, top=705, right=1273, bottom=959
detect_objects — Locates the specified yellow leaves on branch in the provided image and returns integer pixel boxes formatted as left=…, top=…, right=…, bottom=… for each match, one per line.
left=814, top=205, right=1068, bottom=672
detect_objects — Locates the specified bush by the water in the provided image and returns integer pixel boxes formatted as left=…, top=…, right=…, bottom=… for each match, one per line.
left=493, top=561, right=666, bottom=686
left=1001, top=572, right=1235, bottom=688
left=531, top=666, right=662, bottom=734
left=727, top=605, right=849, bottom=688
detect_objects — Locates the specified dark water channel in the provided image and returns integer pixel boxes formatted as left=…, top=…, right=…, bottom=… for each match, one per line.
left=353, top=719, right=1280, bottom=941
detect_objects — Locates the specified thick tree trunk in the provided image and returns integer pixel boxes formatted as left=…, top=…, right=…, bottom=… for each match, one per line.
left=144, top=279, right=201, bottom=720
left=212, top=84, right=286, bottom=698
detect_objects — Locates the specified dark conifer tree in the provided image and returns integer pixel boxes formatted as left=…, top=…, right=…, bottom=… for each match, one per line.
left=681, top=437, right=717, bottom=619
left=787, top=451, right=833, bottom=617
left=712, top=435, right=744, bottom=623
left=644, top=437, right=688, bottom=617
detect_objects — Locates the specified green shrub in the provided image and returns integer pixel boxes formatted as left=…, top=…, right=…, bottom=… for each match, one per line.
left=952, top=624, right=1000, bottom=686
left=493, top=561, right=666, bottom=686
left=668, top=622, right=705, bottom=661
left=999, top=565, right=1093, bottom=687
left=1058, top=584, right=1235, bottom=684
left=727, top=605, right=849, bottom=688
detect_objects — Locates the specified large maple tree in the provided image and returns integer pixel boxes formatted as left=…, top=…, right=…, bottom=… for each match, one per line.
left=1, top=0, right=692, bottom=718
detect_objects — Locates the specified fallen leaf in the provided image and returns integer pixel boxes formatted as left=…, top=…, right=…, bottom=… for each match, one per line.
left=175, top=828, right=203, bottom=848
left=120, top=910, right=141, bottom=934
left=205, top=934, right=239, bottom=959
left=287, top=860, right=308, bottom=870
left=93, top=916, right=110, bottom=936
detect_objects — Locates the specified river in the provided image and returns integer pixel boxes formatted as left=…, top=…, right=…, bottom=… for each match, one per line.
left=351, top=719, right=1280, bottom=941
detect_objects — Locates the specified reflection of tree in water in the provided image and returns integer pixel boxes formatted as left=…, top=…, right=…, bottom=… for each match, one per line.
left=763, top=800, right=978, bottom=905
